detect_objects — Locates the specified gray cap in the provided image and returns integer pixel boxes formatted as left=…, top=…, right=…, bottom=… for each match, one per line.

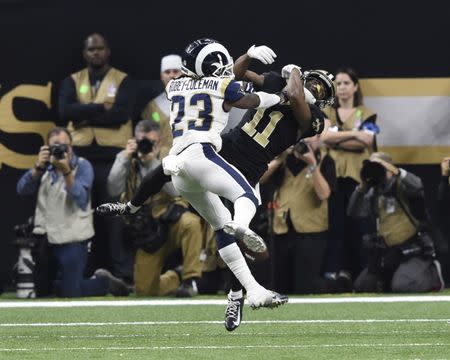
left=161, top=54, right=182, bottom=72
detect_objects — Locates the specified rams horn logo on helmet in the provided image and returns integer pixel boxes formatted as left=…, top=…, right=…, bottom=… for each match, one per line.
left=211, top=53, right=225, bottom=71
left=181, top=38, right=234, bottom=79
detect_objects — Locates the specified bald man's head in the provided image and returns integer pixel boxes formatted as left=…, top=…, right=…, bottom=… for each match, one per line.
left=83, top=33, right=110, bottom=70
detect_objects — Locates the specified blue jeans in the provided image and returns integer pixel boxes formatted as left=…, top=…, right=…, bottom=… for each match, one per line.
left=52, top=241, right=108, bottom=297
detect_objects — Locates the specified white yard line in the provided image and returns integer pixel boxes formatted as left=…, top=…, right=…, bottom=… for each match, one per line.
left=0, top=295, right=449, bottom=308
left=0, top=343, right=449, bottom=352
left=0, top=330, right=447, bottom=339
left=0, top=319, right=449, bottom=327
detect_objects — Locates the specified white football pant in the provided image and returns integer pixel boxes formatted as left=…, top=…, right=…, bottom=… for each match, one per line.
left=167, top=143, right=261, bottom=230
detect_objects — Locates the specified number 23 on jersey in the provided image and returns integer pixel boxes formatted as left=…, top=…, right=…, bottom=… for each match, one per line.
left=171, top=93, right=213, bottom=138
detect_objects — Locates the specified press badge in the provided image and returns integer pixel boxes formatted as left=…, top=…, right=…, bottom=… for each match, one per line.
left=385, top=197, right=396, bottom=214
left=107, top=84, right=117, bottom=97
left=199, top=249, right=207, bottom=262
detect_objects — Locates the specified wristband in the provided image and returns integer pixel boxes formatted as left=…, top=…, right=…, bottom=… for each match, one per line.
left=63, top=169, right=72, bottom=177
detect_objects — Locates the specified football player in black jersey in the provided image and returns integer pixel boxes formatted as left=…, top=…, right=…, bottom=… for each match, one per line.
left=220, top=52, right=331, bottom=188
left=97, top=46, right=335, bottom=331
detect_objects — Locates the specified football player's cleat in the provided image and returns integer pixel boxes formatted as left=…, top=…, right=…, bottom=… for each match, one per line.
left=247, top=289, right=288, bottom=310
left=223, top=222, right=268, bottom=254
left=95, top=202, right=139, bottom=216
left=181, top=38, right=234, bottom=79
left=224, top=295, right=244, bottom=331
left=265, top=291, right=289, bottom=309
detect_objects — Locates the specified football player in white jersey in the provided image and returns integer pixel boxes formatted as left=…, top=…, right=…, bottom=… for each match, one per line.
left=161, top=38, right=284, bottom=309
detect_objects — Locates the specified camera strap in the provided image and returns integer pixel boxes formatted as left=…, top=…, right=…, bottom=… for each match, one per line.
left=393, top=179, right=422, bottom=230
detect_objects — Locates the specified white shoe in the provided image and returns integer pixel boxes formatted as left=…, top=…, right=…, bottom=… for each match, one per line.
left=96, top=202, right=139, bottom=216
left=224, top=222, right=267, bottom=253
left=247, top=288, right=288, bottom=310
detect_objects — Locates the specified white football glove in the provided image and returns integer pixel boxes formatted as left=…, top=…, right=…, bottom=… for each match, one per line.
left=281, top=64, right=302, bottom=79
left=247, top=45, right=277, bottom=65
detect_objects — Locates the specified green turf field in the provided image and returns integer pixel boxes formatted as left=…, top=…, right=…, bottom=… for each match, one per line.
left=0, top=293, right=449, bottom=359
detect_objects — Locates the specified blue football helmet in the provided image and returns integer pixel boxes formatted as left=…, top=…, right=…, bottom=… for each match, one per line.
left=181, top=38, right=234, bottom=79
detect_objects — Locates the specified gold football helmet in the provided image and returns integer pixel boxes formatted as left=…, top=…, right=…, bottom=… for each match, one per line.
left=302, top=70, right=336, bottom=108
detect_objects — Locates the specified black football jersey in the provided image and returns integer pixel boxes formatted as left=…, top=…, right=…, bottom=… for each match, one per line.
left=219, top=72, right=324, bottom=186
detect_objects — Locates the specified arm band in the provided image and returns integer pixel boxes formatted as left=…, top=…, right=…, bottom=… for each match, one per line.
left=255, top=91, right=281, bottom=108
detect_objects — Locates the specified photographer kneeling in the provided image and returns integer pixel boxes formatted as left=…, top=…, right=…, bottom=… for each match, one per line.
left=107, top=120, right=203, bottom=297
left=347, top=152, right=444, bottom=293
left=260, top=135, right=352, bottom=294
left=16, top=127, right=128, bottom=297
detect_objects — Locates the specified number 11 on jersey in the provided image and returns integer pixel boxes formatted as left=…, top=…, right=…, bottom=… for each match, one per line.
left=242, top=109, right=284, bottom=147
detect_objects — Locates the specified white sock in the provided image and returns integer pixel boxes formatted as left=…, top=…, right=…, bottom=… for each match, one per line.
left=233, top=197, right=256, bottom=227
left=218, top=243, right=261, bottom=293
left=228, top=289, right=243, bottom=300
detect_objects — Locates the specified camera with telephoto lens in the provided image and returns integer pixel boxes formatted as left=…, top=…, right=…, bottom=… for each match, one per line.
left=49, top=143, right=69, bottom=160
left=136, top=138, right=155, bottom=155
left=360, top=160, right=386, bottom=188
left=124, top=205, right=168, bottom=253
left=13, top=222, right=35, bottom=247
left=294, top=139, right=310, bottom=155
left=13, top=218, right=40, bottom=298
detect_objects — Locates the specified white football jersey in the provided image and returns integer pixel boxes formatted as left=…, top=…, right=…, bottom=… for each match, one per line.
left=165, top=76, right=244, bottom=155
